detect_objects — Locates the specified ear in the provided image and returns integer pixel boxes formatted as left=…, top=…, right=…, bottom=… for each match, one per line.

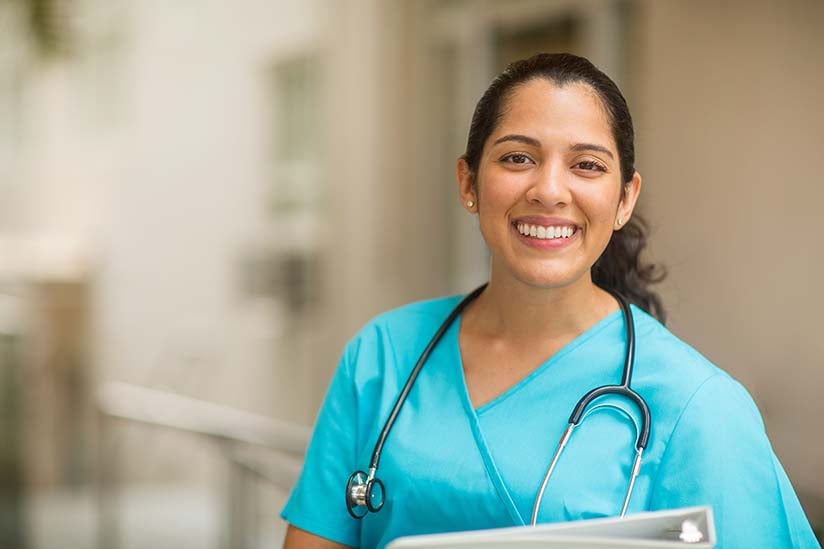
left=456, top=157, right=478, bottom=212
left=615, top=171, right=642, bottom=230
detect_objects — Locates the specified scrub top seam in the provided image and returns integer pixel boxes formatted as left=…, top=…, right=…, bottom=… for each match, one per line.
left=474, top=309, right=623, bottom=416
left=449, top=319, right=527, bottom=526
left=466, top=405, right=528, bottom=526
left=380, top=322, right=401, bottom=462
left=771, top=454, right=817, bottom=547
left=767, top=454, right=800, bottom=546
left=646, top=372, right=723, bottom=503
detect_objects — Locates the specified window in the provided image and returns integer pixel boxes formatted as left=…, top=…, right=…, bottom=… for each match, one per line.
left=270, top=56, right=321, bottom=215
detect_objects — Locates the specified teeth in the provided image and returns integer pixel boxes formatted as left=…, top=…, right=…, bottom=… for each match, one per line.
left=516, top=223, right=576, bottom=240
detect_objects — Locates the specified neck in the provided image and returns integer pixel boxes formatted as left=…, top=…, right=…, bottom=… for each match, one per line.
left=467, top=274, right=618, bottom=345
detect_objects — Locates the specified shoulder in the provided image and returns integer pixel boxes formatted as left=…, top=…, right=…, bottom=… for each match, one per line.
left=359, top=294, right=464, bottom=338
left=631, top=307, right=745, bottom=398
left=638, top=314, right=816, bottom=547
left=339, top=293, right=465, bottom=379
left=629, top=307, right=766, bottom=434
left=632, top=307, right=719, bottom=379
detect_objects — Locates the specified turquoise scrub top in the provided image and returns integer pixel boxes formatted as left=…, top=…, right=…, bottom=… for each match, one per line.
left=281, top=295, right=820, bottom=549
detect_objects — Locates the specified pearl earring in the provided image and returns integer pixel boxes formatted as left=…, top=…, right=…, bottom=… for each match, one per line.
left=617, top=217, right=623, bottom=226
left=466, top=200, right=475, bottom=208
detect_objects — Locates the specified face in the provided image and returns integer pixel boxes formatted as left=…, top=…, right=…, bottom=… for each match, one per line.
left=457, top=78, right=641, bottom=292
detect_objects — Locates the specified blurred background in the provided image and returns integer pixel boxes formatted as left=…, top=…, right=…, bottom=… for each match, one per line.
left=0, top=0, right=822, bottom=547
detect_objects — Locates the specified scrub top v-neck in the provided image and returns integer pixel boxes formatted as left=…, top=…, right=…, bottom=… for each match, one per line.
left=281, top=295, right=820, bottom=549
left=449, top=307, right=630, bottom=526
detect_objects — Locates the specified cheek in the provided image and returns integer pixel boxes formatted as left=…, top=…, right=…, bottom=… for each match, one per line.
left=475, top=187, right=516, bottom=249
left=581, top=188, right=622, bottom=225
left=476, top=172, right=521, bottom=211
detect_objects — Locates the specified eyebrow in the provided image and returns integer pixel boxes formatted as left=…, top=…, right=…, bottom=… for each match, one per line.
left=492, top=134, right=541, bottom=148
left=492, top=134, right=615, bottom=160
left=570, top=142, right=615, bottom=159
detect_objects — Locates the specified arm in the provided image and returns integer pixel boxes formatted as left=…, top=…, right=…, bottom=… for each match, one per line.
left=649, top=374, right=819, bottom=548
left=283, top=525, right=355, bottom=549
left=279, top=342, right=363, bottom=547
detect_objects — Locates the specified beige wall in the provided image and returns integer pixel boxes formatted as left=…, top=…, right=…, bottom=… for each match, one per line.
left=633, top=0, right=824, bottom=513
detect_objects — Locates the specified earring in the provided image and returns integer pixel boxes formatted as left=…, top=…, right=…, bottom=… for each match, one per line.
left=617, top=217, right=623, bottom=226
left=466, top=200, right=475, bottom=208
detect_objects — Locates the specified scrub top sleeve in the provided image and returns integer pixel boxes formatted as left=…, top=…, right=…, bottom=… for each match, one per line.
left=280, top=343, right=362, bottom=548
left=649, top=374, right=820, bottom=548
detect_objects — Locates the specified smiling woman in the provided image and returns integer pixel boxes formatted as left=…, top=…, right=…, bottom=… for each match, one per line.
left=458, top=55, right=662, bottom=322
left=280, top=54, right=820, bottom=549
left=458, top=78, right=639, bottom=306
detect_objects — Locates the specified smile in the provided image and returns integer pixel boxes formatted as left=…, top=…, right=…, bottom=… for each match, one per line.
left=515, top=223, right=577, bottom=240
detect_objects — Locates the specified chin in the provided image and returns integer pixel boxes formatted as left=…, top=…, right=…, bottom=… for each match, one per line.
left=508, top=268, right=590, bottom=291
left=490, top=252, right=594, bottom=291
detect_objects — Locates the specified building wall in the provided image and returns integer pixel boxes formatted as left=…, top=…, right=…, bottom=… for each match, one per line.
left=1, top=0, right=331, bottom=487
left=633, top=0, right=824, bottom=515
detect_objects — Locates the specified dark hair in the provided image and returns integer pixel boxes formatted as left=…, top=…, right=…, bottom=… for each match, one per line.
left=462, top=53, right=666, bottom=322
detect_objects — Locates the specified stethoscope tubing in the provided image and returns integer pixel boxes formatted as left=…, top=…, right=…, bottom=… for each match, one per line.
left=567, top=291, right=650, bottom=450
left=367, top=283, right=488, bottom=473
left=346, top=284, right=487, bottom=518
left=530, top=290, right=649, bottom=524
left=346, top=284, right=651, bottom=522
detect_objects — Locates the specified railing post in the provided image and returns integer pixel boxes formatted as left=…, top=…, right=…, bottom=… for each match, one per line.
left=96, top=411, right=119, bottom=549
left=95, top=382, right=310, bottom=548
left=225, top=446, right=253, bottom=549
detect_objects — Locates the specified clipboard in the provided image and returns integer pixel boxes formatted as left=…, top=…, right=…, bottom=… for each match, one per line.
left=387, top=506, right=716, bottom=548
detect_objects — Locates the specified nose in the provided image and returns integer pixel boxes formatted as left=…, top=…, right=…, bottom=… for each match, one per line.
left=525, top=162, right=571, bottom=207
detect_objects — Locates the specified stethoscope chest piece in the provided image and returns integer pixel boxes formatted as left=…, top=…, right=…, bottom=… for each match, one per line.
left=346, top=470, right=385, bottom=518
left=343, top=284, right=648, bottom=523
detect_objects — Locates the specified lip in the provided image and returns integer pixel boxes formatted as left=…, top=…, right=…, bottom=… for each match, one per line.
left=512, top=215, right=581, bottom=228
left=512, top=215, right=581, bottom=250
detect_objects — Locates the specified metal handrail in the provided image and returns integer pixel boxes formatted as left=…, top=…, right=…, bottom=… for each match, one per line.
left=97, top=381, right=310, bottom=455
left=95, top=381, right=312, bottom=549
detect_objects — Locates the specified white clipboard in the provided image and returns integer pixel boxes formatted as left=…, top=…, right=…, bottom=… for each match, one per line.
left=387, top=506, right=716, bottom=548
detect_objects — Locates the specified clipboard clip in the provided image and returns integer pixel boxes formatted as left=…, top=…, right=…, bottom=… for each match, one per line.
left=664, top=520, right=704, bottom=543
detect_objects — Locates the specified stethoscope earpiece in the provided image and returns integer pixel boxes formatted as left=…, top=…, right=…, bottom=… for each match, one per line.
left=346, top=470, right=386, bottom=518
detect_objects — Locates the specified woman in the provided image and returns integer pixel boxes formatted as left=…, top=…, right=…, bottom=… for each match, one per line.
left=281, top=53, right=819, bottom=549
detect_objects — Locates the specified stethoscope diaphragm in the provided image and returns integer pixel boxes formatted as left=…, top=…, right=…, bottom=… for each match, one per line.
left=346, top=470, right=385, bottom=518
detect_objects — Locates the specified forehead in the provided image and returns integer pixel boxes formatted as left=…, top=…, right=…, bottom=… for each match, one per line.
left=492, top=78, right=614, bottom=148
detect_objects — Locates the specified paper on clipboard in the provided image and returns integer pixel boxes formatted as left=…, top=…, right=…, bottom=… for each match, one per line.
left=387, top=506, right=715, bottom=548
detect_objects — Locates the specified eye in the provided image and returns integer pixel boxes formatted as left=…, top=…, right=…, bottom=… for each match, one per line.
left=573, top=159, right=607, bottom=172
left=500, top=153, right=534, bottom=165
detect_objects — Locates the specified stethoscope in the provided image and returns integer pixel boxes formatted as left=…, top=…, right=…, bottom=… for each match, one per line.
left=345, top=283, right=651, bottom=525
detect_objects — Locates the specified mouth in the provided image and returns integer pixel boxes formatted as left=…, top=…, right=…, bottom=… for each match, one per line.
left=514, top=222, right=579, bottom=241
